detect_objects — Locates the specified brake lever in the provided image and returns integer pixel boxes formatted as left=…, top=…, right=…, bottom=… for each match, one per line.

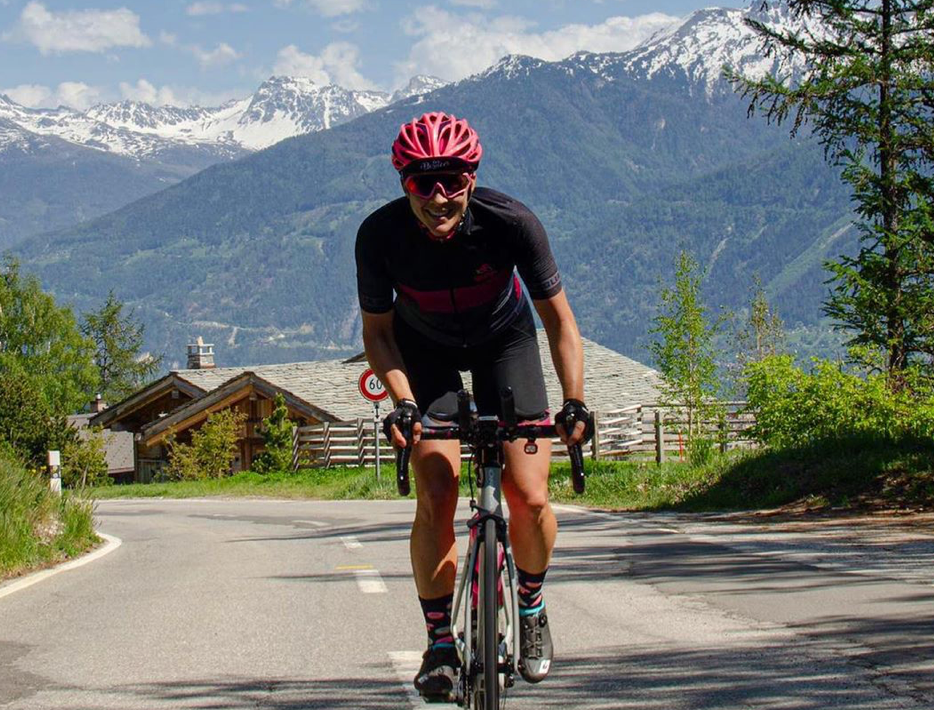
left=395, top=412, right=414, bottom=496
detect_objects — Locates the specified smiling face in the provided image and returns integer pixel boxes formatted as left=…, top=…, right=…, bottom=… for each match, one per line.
left=404, top=172, right=476, bottom=240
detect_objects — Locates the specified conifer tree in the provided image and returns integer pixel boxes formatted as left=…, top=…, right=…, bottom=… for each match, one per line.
left=730, top=1, right=934, bottom=384
left=82, top=291, right=163, bottom=404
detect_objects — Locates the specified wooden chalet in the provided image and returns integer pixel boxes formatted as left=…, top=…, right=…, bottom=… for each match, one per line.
left=90, top=334, right=662, bottom=482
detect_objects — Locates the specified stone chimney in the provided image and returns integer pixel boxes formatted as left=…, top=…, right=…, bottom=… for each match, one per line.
left=187, top=336, right=216, bottom=370
left=90, top=394, right=107, bottom=414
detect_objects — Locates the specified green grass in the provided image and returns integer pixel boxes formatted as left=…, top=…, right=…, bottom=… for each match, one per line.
left=91, top=438, right=934, bottom=514
left=1, top=455, right=100, bottom=581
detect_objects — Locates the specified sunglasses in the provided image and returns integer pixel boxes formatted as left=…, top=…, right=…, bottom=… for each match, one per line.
left=402, top=171, right=473, bottom=200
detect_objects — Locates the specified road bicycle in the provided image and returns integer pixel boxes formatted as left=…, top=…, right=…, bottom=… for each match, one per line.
left=395, top=388, right=587, bottom=709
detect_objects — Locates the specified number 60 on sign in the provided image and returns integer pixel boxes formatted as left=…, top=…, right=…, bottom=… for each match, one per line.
left=358, top=369, right=388, bottom=402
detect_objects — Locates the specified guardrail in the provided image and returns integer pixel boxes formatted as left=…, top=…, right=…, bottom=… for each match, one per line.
left=293, top=402, right=757, bottom=469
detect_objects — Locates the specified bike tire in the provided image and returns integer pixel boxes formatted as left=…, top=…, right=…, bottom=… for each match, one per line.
left=481, top=518, right=500, bottom=710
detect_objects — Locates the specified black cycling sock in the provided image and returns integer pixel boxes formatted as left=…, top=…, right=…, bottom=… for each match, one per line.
left=419, top=593, right=454, bottom=649
left=517, top=567, right=547, bottom=615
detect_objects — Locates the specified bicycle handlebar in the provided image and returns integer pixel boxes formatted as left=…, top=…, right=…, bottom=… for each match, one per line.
left=392, top=392, right=586, bottom=497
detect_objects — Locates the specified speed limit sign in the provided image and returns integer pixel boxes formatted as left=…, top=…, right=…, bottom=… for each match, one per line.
left=358, top=368, right=388, bottom=402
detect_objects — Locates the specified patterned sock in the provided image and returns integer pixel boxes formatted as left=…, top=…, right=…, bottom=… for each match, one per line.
left=419, top=593, right=455, bottom=649
left=517, top=567, right=547, bottom=616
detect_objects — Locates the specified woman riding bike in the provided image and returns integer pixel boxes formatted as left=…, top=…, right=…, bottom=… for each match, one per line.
left=355, top=111, right=592, bottom=701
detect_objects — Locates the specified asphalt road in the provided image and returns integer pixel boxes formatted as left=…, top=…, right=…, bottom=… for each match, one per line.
left=1, top=498, right=932, bottom=709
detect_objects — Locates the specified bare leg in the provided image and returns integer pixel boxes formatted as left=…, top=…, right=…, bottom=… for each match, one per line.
left=502, top=439, right=556, bottom=574
left=410, top=439, right=462, bottom=597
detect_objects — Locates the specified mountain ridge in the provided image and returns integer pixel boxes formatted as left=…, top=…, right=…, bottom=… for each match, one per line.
left=16, top=2, right=852, bottom=367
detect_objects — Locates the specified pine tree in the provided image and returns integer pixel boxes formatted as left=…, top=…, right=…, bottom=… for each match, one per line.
left=81, top=291, right=163, bottom=404
left=730, top=1, right=934, bottom=384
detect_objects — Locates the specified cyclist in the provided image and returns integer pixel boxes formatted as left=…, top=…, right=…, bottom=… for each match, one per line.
left=355, top=111, right=592, bottom=701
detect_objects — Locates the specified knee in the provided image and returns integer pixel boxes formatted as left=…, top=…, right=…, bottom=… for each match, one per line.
left=505, top=485, right=550, bottom=522
left=415, top=475, right=459, bottom=526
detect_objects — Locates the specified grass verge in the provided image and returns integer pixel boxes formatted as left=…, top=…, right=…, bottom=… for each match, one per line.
left=1, top=455, right=100, bottom=581
left=92, top=437, right=934, bottom=513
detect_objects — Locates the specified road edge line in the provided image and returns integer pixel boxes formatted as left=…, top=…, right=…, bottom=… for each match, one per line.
left=0, top=532, right=122, bottom=601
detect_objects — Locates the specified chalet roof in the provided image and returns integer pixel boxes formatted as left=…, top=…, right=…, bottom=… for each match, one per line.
left=88, top=373, right=206, bottom=429
left=173, top=331, right=661, bottom=420
left=67, top=414, right=135, bottom=474
left=138, top=371, right=340, bottom=445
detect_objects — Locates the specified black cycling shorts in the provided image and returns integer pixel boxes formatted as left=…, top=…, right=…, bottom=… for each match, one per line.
left=394, top=303, right=549, bottom=422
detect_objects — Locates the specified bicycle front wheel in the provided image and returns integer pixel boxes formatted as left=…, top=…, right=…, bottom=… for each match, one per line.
left=479, top=517, right=500, bottom=710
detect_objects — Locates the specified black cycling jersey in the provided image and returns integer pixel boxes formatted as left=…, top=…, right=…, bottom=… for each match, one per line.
left=355, top=187, right=562, bottom=348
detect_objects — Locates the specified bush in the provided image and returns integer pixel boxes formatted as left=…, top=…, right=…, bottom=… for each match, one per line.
left=165, top=408, right=247, bottom=480
left=744, top=355, right=934, bottom=448
left=62, top=427, right=111, bottom=489
left=250, top=394, right=295, bottom=475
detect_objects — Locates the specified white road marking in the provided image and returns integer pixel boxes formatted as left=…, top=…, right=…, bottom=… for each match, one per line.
left=388, top=651, right=424, bottom=709
left=354, top=569, right=388, bottom=594
left=294, top=519, right=329, bottom=528
left=341, top=535, right=362, bottom=550
left=0, top=533, right=122, bottom=601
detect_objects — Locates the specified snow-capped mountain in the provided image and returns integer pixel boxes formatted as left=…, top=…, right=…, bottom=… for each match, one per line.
left=0, top=73, right=448, bottom=159
left=390, top=75, right=449, bottom=104
left=619, top=2, right=811, bottom=93
left=478, top=2, right=809, bottom=96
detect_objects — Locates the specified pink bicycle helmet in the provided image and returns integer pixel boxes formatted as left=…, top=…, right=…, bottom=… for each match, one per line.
left=391, top=111, right=483, bottom=175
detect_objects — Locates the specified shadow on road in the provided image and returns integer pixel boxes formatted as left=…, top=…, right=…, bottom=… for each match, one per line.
left=106, top=676, right=409, bottom=708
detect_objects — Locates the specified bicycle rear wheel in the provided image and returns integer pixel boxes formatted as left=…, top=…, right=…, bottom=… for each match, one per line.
left=476, top=517, right=500, bottom=710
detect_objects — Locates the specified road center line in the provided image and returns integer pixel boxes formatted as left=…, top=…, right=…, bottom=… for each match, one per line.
left=340, top=566, right=387, bottom=594
left=341, top=535, right=362, bottom=550
left=388, top=651, right=424, bottom=709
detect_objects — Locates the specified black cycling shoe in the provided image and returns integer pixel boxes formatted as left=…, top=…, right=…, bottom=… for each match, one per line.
left=414, top=645, right=459, bottom=702
left=518, top=606, right=553, bottom=683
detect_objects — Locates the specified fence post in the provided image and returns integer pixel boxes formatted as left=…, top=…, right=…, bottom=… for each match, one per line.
left=356, top=418, right=365, bottom=467
left=654, top=411, right=664, bottom=466
left=291, top=425, right=299, bottom=471
left=323, top=422, right=331, bottom=468
left=719, top=419, right=728, bottom=454
left=591, top=411, right=600, bottom=461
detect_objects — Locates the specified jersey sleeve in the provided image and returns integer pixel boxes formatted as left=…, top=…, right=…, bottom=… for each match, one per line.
left=355, top=218, right=395, bottom=314
left=512, top=204, right=562, bottom=300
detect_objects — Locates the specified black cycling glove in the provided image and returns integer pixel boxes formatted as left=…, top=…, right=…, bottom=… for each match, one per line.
left=382, top=399, right=421, bottom=444
left=555, top=399, right=595, bottom=444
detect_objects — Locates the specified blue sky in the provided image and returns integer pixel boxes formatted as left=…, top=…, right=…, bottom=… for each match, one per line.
left=0, top=1, right=733, bottom=109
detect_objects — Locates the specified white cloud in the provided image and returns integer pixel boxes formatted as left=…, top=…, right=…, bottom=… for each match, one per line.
left=56, top=82, right=104, bottom=110
left=273, top=42, right=376, bottom=90
left=397, top=6, right=678, bottom=83
left=191, top=42, right=241, bottom=69
left=8, top=2, right=151, bottom=55
left=119, top=79, right=180, bottom=106
left=276, top=0, right=367, bottom=17
left=2, top=83, right=52, bottom=107
left=451, top=0, right=496, bottom=7
left=186, top=2, right=248, bottom=15
left=159, top=31, right=178, bottom=46
left=2, top=81, right=103, bottom=109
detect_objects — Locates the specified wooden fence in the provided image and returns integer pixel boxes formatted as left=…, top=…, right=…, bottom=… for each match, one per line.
left=293, top=402, right=757, bottom=469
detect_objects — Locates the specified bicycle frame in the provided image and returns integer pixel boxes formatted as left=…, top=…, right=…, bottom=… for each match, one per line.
left=449, top=425, right=522, bottom=705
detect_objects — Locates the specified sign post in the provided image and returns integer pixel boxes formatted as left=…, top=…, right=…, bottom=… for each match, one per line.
left=48, top=450, right=62, bottom=495
left=358, top=369, right=389, bottom=482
